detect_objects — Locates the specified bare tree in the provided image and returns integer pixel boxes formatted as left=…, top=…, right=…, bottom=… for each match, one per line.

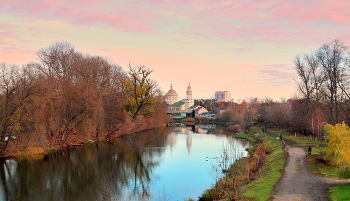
left=318, top=39, right=348, bottom=124
left=294, top=54, right=314, bottom=103
left=0, top=63, right=40, bottom=154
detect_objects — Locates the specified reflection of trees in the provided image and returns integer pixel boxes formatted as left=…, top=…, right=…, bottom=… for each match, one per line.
left=205, top=125, right=230, bottom=135
left=0, top=129, right=171, bottom=201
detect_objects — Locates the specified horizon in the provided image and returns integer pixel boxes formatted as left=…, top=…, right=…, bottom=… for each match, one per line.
left=1, top=0, right=350, bottom=101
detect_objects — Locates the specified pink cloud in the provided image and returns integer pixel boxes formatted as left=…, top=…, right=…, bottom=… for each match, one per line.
left=0, top=22, right=16, bottom=29
left=2, top=0, right=350, bottom=47
left=163, top=0, right=350, bottom=45
left=255, top=64, right=295, bottom=86
left=1, top=0, right=161, bottom=33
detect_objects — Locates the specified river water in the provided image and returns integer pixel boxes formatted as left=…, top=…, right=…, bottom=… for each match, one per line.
left=0, top=125, right=251, bottom=201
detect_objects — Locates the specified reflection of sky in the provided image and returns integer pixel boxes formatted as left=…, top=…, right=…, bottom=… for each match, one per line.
left=0, top=127, right=251, bottom=201
left=148, top=130, right=251, bottom=200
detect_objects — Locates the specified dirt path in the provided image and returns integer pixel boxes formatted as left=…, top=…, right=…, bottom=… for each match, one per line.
left=272, top=141, right=349, bottom=201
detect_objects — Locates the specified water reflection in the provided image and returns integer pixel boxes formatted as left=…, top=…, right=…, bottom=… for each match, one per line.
left=0, top=126, right=251, bottom=201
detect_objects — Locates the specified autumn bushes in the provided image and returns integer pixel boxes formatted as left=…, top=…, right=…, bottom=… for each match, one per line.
left=317, top=122, right=350, bottom=178
left=0, top=42, right=170, bottom=157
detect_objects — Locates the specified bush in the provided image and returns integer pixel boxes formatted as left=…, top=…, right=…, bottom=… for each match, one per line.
left=338, top=166, right=350, bottom=179
left=228, top=124, right=242, bottom=133
left=199, top=188, right=216, bottom=201
left=46, top=148, right=58, bottom=153
left=231, top=115, right=244, bottom=125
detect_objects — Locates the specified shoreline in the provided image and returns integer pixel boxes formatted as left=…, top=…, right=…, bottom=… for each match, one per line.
left=1, top=123, right=168, bottom=160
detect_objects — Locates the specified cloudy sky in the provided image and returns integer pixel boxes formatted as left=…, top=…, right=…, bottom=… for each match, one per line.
left=1, top=0, right=350, bottom=101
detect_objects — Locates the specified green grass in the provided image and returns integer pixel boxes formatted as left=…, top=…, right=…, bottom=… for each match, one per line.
left=249, top=126, right=262, bottom=134
left=240, top=133, right=286, bottom=201
left=269, top=130, right=326, bottom=147
left=235, top=132, right=256, bottom=145
left=329, top=183, right=350, bottom=201
left=310, top=147, right=324, bottom=153
left=309, top=155, right=341, bottom=177
left=46, top=148, right=59, bottom=153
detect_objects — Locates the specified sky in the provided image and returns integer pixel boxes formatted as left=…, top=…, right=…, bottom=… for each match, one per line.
left=1, top=0, right=350, bottom=101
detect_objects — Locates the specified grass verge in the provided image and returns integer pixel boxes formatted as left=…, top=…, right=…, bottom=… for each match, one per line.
left=328, top=183, right=350, bottom=201
left=240, top=133, right=286, bottom=201
left=308, top=154, right=341, bottom=177
left=235, top=132, right=256, bottom=145
left=272, top=130, right=326, bottom=147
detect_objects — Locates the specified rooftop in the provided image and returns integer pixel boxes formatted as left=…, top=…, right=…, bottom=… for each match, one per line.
left=171, top=101, right=185, bottom=106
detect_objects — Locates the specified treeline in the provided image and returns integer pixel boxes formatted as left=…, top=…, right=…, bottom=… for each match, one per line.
left=292, top=39, right=350, bottom=134
left=199, top=99, right=259, bottom=132
left=0, top=42, right=169, bottom=156
left=259, top=39, right=350, bottom=139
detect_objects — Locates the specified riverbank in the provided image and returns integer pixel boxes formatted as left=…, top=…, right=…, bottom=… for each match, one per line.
left=2, top=118, right=169, bottom=160
left=199, top=129, right=286, bottom=200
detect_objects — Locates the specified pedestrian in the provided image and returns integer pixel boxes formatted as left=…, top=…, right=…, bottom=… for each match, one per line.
left=280, top=134, right=283, bottom=140
left=308, top=146, right=312, bottom=155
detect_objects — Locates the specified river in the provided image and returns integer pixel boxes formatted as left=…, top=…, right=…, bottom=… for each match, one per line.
left=0, top=125, right=251, bottom=201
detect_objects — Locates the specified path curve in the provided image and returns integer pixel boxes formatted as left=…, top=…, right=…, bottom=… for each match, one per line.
left=272, top=143, right=348, bottom=201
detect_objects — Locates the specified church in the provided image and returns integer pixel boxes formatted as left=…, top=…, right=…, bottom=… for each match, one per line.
left=165, top=83, right=194, bottom=111
left=165, top=83, right=207, bottom=118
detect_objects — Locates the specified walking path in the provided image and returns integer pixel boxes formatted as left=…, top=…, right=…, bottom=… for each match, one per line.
left=272, top=141, right=348, bottom=201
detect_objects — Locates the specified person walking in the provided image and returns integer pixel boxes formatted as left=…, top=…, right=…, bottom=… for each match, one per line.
left=308, top=146, right=312, bottom=155
left=280, top=134, right=283, bottom=140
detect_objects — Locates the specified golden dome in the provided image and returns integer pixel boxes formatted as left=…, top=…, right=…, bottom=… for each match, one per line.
left=165, top=84, right=178, bottom=96
left=187, top=82, right=191, bottom=91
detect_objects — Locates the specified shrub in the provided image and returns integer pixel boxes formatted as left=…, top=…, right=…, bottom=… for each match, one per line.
left=338, top=166, right=350, bottom=179
left=46, top=148, right=58, bottom=153
left=324, top=122, right=350, bottom=166
left=228, top=124, right=242, bottom=133
left=199, top=188, right=216, bottom=201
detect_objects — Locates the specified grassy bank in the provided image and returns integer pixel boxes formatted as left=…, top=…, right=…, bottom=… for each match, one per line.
left=199, top=131, right=286, bottom=201
left=240, top=133, right=286, bottom=201
left=328, top=183, right=350, bottom=201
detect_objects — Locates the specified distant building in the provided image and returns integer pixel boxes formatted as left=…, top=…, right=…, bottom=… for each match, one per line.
left=184, top=83, right=194, bottom=109
left=215, top=91, right=231, bottom=102
left=165, top=84, right=178, bottom=105
left=168, top=101, right=186, bottom=112
left=166, top=83, right=195, bottom=117
left=194, top=106, right=208, bottom=117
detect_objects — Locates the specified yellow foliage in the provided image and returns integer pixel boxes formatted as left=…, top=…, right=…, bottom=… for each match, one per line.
left=324, top=122, right=350, bottom=166
left=121, top=65, right=159, bottom=119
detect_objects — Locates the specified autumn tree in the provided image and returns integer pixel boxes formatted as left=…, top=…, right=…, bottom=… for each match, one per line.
left=0, top=41, right=170, bottom=155
left=121, top=64, right=159, bottom=119
left=0, top=63, right=40, bottom=154
left=34, top=42, right=127, bottom=142
left=324, top=122, right=350, bottom=178
left=246, top=98, right=260, bottom=121
left=35, top=42, right=92, bottom=143
left=221, top=109, right=233, bottom=122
